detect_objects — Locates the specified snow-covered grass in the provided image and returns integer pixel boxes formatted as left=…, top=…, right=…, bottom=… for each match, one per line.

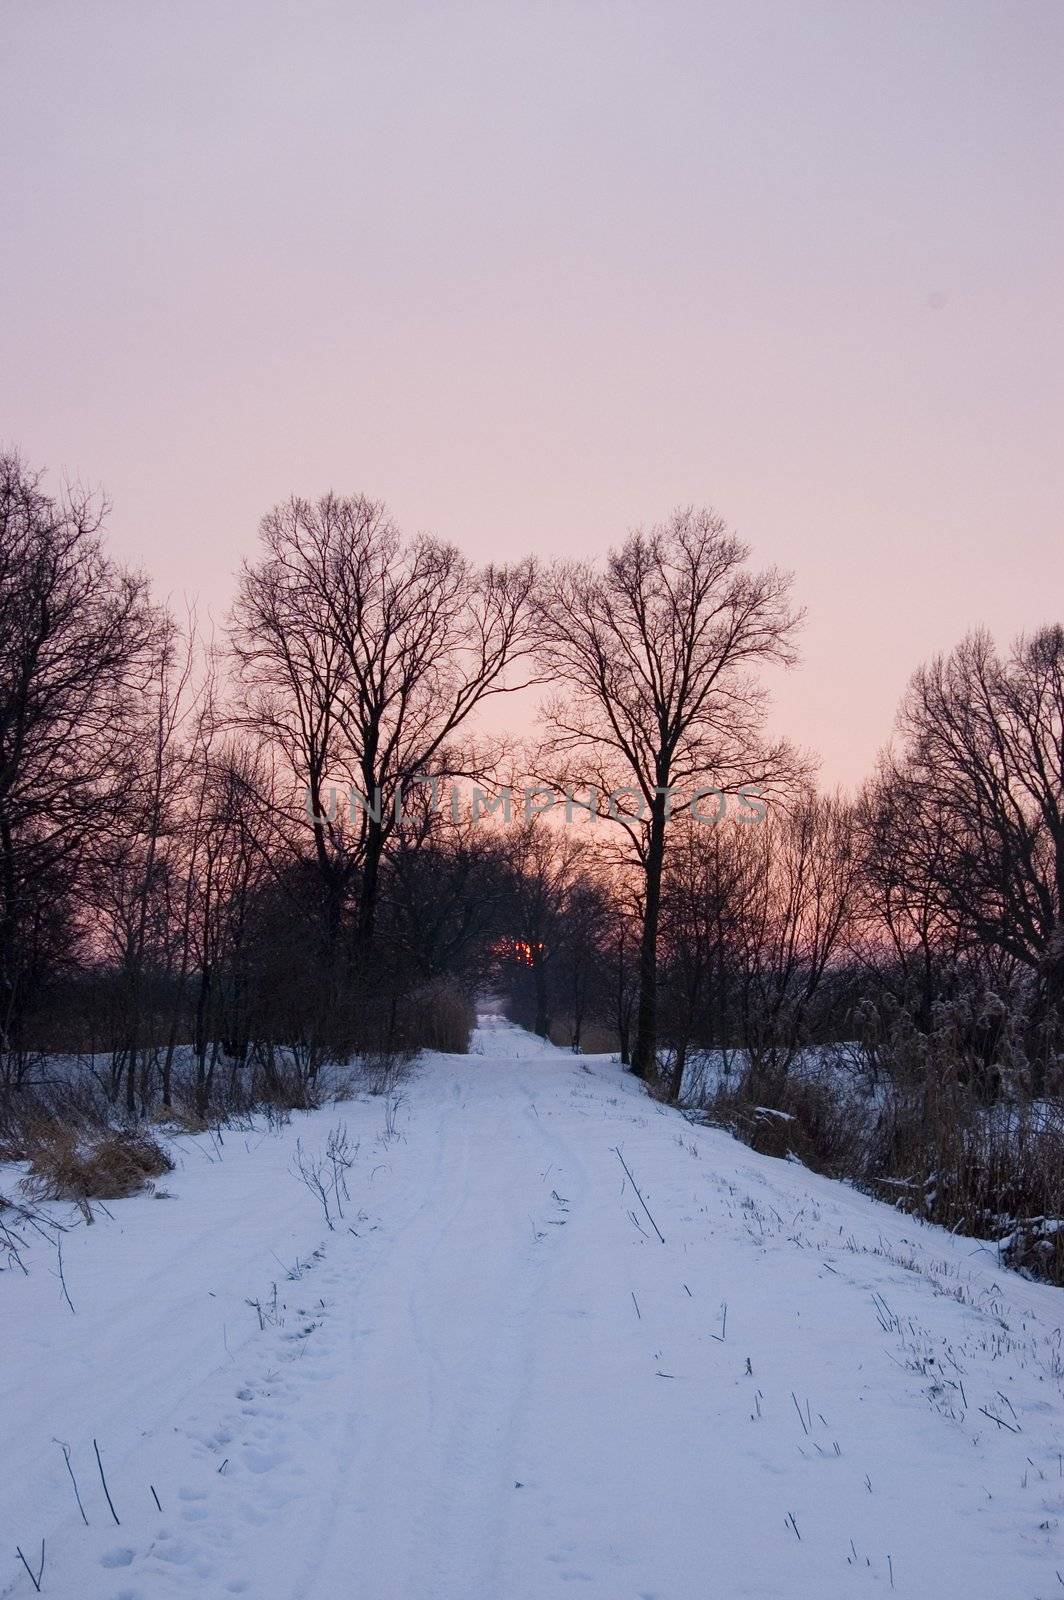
left=682, top=1042, right=1064, bottom=1284
left=3, top=1020, right=1064, bottom=1598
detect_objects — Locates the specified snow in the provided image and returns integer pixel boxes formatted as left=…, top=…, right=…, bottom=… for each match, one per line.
left=3, top=1018, right=1064, bottom=1598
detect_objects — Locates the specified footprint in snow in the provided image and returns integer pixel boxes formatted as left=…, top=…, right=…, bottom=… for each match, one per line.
left=154, top=1536, right=197, bottom=1565
left=100, top=1547, right=135, bottom=1568
left=243, top=1444, right=289, bottom=1474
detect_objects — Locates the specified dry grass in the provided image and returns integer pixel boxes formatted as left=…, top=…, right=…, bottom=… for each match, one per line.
left=20, top=1125, right=173, bottom=1201
left=549, top=1021, right=621, bottom=1054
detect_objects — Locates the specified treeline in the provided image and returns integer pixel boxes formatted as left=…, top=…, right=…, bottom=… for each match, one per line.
left=649, top=624, right=1064, bottom=1106
left=2, top=450, right=1062, bottom=1165
left=1, top=456, right=531, bottom=1114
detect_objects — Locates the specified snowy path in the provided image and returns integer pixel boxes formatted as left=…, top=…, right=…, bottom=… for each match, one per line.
left=4, top=1020, right=1064, bottom=1598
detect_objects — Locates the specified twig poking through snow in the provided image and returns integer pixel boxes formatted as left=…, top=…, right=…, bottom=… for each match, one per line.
left=55, top=1233, right=76, bottom=1315
left=15, top=1541, right=44, bottom=1593
left=93, top=1438, right=120, bottom=1525
left=58, top=1441, right=88, bottom=1525
left=612, top=1148, right=665, bottom=1244
left=978, top=1405, right=1020, bottom=1434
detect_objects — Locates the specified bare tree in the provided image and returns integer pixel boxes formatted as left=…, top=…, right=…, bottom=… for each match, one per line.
left=386, top=807, right=510, bottom=994
left=93, top=611, right=204, bottom=1114
left=658, top=816, right=752, bottom=1094
left=729, top=793, right=858, bottom=1077
left=881, top=626, right=1064, bottom=1089
left=0, top=452, right=157, bottom=1075
left=854, top=762, right=967, bottom=1040
left=604, top=897, right=641, bottom=1066
left=230, top=493, right=536, bottom=954
left=501, top=819, right=586, bottom=1040
left=534, top=507, right=803, bottom=1091
left=553, top=870, right=615, bottom=1050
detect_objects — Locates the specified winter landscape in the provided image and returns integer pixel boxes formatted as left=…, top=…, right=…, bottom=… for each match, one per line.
left=3, top=4, right=1063, bottom=1597
left=5, top=1019, right=1064, bottom=1600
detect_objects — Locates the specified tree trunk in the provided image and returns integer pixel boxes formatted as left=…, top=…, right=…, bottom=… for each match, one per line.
left=0, top=813, right=19, bottom=1061
left=356, top=816, right=385, bottom=950
left=632, top=793, right=668, bottom=1086
left=571, top=973, right=584, bottom=1050
left=161, top=976, right=187, bottom=1110
left=533, top=955, right=550, bottom=1039
left=667, top=1037, right=688, bottom=1104
left=125, top=1007, right=139, bottom=1119
left=614, top=927, right=632, bottom=1064
left=194, top=961, right=211, bottom=1120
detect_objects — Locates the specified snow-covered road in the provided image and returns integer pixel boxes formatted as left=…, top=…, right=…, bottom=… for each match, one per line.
left=3, top=1020, right=1064, bottom=1598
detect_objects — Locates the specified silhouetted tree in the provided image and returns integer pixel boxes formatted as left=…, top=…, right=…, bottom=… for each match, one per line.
left=0, top=452, right=157, bottom=1073
left=534, top=508, right=802, bottom=1093
left=231, top=493, right=536, bottom=957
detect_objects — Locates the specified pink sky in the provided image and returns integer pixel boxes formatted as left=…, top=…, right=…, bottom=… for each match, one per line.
left=3, top=1, right=1062, bottom=788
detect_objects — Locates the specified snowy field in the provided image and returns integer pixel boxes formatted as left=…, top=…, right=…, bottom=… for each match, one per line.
left=2, top=1019, right=1063, bottom=1599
